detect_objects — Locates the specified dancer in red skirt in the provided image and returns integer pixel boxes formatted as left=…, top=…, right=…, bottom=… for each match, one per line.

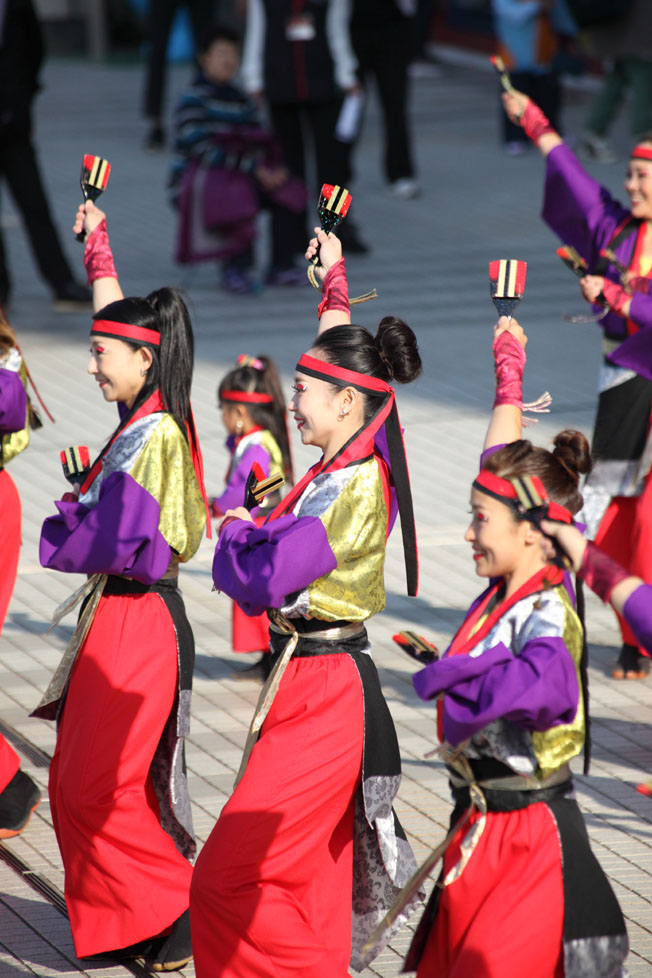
left=36, top=201, right=207, bottom=971
left=501, top=87, right=652, bottom=679
left=0, top=309, right=41, bottom=838
left=191, top=229, right=423, bottom=976
left=211, top=354, right=293, bottom=676
left=403, top=318, right=628, bottom=977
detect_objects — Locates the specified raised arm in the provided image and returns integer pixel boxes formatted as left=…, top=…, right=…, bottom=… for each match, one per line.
left=73, top=200, right=123, bottom=312
left=483, top=317, right=526, bottom=453
left=501, top=90, right=563, bottom=158
left=305, top=228, right=351, bottom=335
left=540, top=519, right=652, bottom=653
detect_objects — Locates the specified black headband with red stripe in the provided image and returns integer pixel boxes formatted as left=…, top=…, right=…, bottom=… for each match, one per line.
left=91, top=319, right=161, bottom=347
left=295, top=353, right=418, bottom=596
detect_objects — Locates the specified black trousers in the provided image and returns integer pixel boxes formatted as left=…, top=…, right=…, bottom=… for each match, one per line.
left=268, top=99, right=351, bottom=254
left=143, top=0, right=216, bottom=120
left=350, top=17, right=415, bottom=183
left=0, top=125, right=75, bottom=301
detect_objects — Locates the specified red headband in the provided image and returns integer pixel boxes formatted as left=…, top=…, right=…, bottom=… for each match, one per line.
left=296, top=353, right=391, bottom=395
left=631, top=145, right=652, bottom=162
left=91, top=320, right=161, bottom=347
left=473, top=470, right=572, bottom=523
left=221, top=390, right=274, bottom=405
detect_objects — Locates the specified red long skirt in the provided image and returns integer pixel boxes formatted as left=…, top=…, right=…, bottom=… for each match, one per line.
left=232, top=600, right=270, bottom=654
left=595, top=471, right=652, bottom=654
left=0, top=470, right=22, bottom=792
left=417, top=804, right=564, bottom=978
left=49, top=590, right=193, bottom=958
left=191, top=653, right=364, bottom=978
left=0, top=468, right=21, bottom=634
left=0, top=734, right=20, bottom=794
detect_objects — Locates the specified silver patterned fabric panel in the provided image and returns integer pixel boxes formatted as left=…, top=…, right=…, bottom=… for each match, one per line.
left=279, top=465, right=359, bottom=617
left=597, top=362, right=636, bottom=394
left=0, top=346, right=21, bottom=371
left=80, top=412, right=165, bottom=508
left=563, top=934, right=629, bottom=978
left=461, top=589, right=567, bottom=775
left=293, top=465, right=358, bottom=519
left=150, top=685, right=195, bottom=862
left=350, top=793, right=421, bottom=972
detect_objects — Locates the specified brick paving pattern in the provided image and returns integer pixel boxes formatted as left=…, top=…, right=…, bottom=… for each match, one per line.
left=0, top=52, right=650, bottom=976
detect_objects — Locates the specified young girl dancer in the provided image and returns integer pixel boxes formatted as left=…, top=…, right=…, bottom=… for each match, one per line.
left=212, top=354, right=292, bottom=673
left=501, top=88, right=652, bottom=679
left=191, top=229, right=423, bottom=976
left=36, top=200, right=207, bottom=971
left=403, top=319, right=628, bottom=978
left=0, top=312, right=41, bottom=838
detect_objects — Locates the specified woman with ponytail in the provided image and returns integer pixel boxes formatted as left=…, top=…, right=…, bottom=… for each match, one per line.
left=36, top=200, right=207, bottom=971
left=191, top=229, right=423, bottom=976
left=399, top=318, right=628, bottom=978
left=212, top=354, right=293, bottom=676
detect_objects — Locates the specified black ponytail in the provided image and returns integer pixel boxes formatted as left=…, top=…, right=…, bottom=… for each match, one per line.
left=218, top=356, right=293, bottom=482
left=93, top=287, right=194, bottom=439
left=312, top=319, right=422, bottom=420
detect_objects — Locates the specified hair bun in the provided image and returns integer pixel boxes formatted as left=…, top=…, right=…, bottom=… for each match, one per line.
left=375, top=316, right=422, bottom=385
left=552, top=429, right=592, bottom=483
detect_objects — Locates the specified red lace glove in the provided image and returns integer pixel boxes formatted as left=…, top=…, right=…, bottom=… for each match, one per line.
left=601, top=278, right=631, bottom=316
left=317, top=257, right=349, bottom=320
left=625, top=275, right=651, bottom=296
left=84, top=219, right=117, bottom=285
left=578, top=540, right=631, bottom=603
left=493, top=330, right=526, bottom=408
left=521, top=101, right=555, bottom=143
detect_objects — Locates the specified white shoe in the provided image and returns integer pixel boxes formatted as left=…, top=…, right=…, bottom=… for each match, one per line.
left=389, top=178, right=421, bottom=199
left=577, top=133, right=618, bottom=164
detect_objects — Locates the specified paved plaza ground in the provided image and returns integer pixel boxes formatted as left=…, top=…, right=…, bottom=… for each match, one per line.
left=1, top=49, right=651, bottom=977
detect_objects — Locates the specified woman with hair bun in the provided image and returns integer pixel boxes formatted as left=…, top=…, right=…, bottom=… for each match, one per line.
left=401, top=318, right=628, bottom=978
left=36, top=200, right=207, bottom=971
left=191, top=229, right=423, bottom=976
left=213, top=353, right=293, bottom=675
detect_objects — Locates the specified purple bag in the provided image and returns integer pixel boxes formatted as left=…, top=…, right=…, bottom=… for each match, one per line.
left=203, top=167, right=259, bottom=230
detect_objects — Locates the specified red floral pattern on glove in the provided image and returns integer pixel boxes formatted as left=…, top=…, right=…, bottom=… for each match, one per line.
left=84, top=219, right=117, bottom=285
left=317, top=257, right=349, bottom=320
left=493, top=330, right=526, bottom=408
left=578, top=540, right=631, bottom=603
left=521, top=101, right=555, bottom=143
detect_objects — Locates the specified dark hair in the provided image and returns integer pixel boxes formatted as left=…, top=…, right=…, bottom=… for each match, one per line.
left=634, top=131, right=652, bottom=147
left=198, top=23, right=240, bottom=54
left=93, top=287, right=194, bottom=438
left=311, top=318, right=422, bottom=421
left=218, top=356, right=293, bottom=481
left=483, top=430, right=592, bottom=515
left=0, top=306, right=17, bottom=358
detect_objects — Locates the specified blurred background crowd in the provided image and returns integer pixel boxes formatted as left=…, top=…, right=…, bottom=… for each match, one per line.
left=2, top=0, right=650, bottom=302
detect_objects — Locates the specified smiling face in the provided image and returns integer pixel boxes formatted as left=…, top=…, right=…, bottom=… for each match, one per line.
left=625, top=149, right=652, bottom=221
left=465, top=488, right=535, bottom=583
left=88, top=336, right=151, bottom=408
left=288, top=370, right=341, bottom=451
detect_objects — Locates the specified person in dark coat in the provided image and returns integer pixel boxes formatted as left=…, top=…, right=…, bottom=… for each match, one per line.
left=0, top=0, right=89, bottom=310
